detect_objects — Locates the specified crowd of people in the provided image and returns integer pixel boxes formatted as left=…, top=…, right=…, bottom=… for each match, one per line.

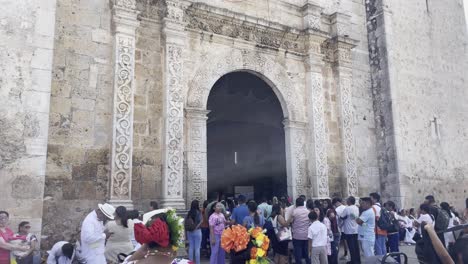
left=191, top=193, right=468, bottom=264
left=0, top=194, right=467, bottom=264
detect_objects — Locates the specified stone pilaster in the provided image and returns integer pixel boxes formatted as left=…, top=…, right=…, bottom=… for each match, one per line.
left=327, top=12, right=359, bottom=197
left=283, top=119, right=308, bottom=199
left=184, top=108, right=210, bottom=207
left=161, top=0, right=189, bottom=209
left=109, top=0, right=139, bottom=208
left=305, top=33, right=330, bottom=199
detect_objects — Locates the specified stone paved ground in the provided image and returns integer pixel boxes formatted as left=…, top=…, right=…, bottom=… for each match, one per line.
left=196, top=244, right=418, bottom=263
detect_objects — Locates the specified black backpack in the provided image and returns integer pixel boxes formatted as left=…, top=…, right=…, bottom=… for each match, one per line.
left=377, top=207, right=394, bottom=231
left=184, top=215, right=197, bottom=232
left=434, top=208, right=450, bottom=231
left=386, top=212, right=400, bottom=233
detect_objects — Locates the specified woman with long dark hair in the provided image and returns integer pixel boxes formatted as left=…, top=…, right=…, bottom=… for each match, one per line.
left=326, top=205, right=339, bottom=264
left=269, top=204, right=289, bottom=264
left=105, top=206, right=133, bottom=263
left=242, top=201, right=265, bottom=228
left=186, top=199, right=202, bottom=264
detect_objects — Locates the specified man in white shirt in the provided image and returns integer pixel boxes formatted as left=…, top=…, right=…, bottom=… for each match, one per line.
left=80, top=203, right=115, bottom=264
left=341, top=196, right=360, bottom=264
left=308, top=211, right=328, bottom=264
left=414, top=203, right=434, bottom=235
left=370, top=192, right=387, bottom=256
left=47, top=241, right=74, bottom=264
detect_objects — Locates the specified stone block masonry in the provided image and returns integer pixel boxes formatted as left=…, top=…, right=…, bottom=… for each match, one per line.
left=0, top=0, right=57, bottom=243
left=0, top=0, right=466, bottom=254
left=41, top=0, right=114, bottom=249
left=365, top=0, right=468, bottom=209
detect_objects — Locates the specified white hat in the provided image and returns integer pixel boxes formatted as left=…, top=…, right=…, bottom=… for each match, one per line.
left=142, top=208, right=168, bottom=224
left=98, top=203, right=115, bottom=220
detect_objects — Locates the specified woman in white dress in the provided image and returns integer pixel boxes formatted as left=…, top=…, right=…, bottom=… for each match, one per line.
left=105, top=206, right=134, bottom=263
left=398, top=209, right=416, bottom=244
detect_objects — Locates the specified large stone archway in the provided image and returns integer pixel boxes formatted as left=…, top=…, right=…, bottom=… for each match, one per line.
left=183, top=49, right=308, bottom=206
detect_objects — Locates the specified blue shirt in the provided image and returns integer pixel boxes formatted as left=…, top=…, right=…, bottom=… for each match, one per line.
left=358, top=208, right=375, bottom=241
left=232, top=204, right=249, bottom=225
left=243, top=215, right=265, bottom=228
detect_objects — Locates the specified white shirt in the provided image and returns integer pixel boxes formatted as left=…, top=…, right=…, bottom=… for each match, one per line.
left=416, top=213, right=434, bottom=234
left=285, top=205, right=295, bottom=222
left=342, top=205, right=359, bottom=234
left=47, top=241, right=73, bottom=264
left=308, top=221, right=328, bottom=247
left=80, top=210, right=107, bottom=264
left=128, top=219, right=142, bottom=251
left=335, top=204, right=346, bottom=232
left=372, top=203, right=382, bottom=217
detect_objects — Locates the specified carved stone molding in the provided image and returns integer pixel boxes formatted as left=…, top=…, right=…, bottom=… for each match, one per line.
left=162, top=44, right=185, bottom=208
left=284, top=119, right=308, bottom=199
left=330, top=12, right=352, bottom=38
left=308, top=73, right=329, bottom=198
left=301, top=3, right=323, bottom=31
left=115, top=0, right=136, bottom=10
left=185, top=4, right=312, bottom=55
left=187, top=49, right=306, bottom=123
left=109, top=2, right=139, bottom=208
left=338, top=76, right=358, bottom=196
left=184, top=108, right=210, bottom=207
left=321, top=37, right=356, bottom=65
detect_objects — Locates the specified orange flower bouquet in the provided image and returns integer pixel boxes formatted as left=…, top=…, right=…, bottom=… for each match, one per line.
left=247, top=227, right=270, bottom=264
left=221, top=225, right=250, bottom=253
left=221, top=225, right=270, bottom=263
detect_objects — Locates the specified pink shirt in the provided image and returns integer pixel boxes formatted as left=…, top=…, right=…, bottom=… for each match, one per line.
left=0, top=227, right=14, bottom=263
left=292, top=206, right=310, bottom=240
left=209, top=213, right=226, bottom=235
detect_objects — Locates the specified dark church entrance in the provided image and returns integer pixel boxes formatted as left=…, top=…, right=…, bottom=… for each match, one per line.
left=206, top=72, right=287, bottom=201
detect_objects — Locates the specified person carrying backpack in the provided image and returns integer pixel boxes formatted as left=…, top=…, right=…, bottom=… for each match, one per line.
left=370, top=193, right=387, bottom=256
left=186, top=200, right=203, bottom=264
left=385, top=201, right=402, bottom=263
left=424, top=195, right=450, bottom=246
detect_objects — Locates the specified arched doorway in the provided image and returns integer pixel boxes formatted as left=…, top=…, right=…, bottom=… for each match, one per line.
left=206, top=72, right=287, bottom=201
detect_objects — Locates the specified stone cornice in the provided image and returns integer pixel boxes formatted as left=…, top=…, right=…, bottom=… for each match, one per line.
left=321, top=36, right=358, bottom=65
left=185, top=3, right=330, bottom=56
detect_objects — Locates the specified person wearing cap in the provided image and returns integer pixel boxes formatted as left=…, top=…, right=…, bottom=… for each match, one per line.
left=80, top=203, right=115, bottom=264
left=46, top=241, right=74, bottom=264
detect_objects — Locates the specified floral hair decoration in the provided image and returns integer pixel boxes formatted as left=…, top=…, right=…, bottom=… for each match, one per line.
left=134, top=208, right=185, bottom=250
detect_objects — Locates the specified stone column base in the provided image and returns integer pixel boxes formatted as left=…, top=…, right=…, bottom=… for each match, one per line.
left=160, top=197, right=186, bottom=210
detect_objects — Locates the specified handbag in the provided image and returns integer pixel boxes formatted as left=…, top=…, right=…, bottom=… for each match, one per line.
left=273, top=216, right=292, bottom=241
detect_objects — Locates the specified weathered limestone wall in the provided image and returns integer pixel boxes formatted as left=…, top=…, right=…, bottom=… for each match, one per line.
left=41, top=0, right=114, bottom=249
left=318, top=0, right=380, bottom=198
left=366, top=0, right=468, bottom=209
left=131, top=7, right=165, bottom=210
left=42, top=0, right=165, bottom=248
left=0, top=0, right=56, bottom=238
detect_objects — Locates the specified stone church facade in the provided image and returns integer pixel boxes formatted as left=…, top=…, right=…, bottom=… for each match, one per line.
left=0, top=0, right=467, bottom=247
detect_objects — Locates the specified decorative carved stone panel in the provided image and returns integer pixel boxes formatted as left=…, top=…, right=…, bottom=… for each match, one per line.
left=187, top=49, right=306, bottom=123
left=184, top=108, right=209, bottom=207
left=339, top=76, right=358, bottom=196
left=109, top=2, right=139, bottom=207
left=284, top=120, right=308, bottom=199
left=309, top=73, right=329, bottom=198
left=164, top=44, right=184, bottom=199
